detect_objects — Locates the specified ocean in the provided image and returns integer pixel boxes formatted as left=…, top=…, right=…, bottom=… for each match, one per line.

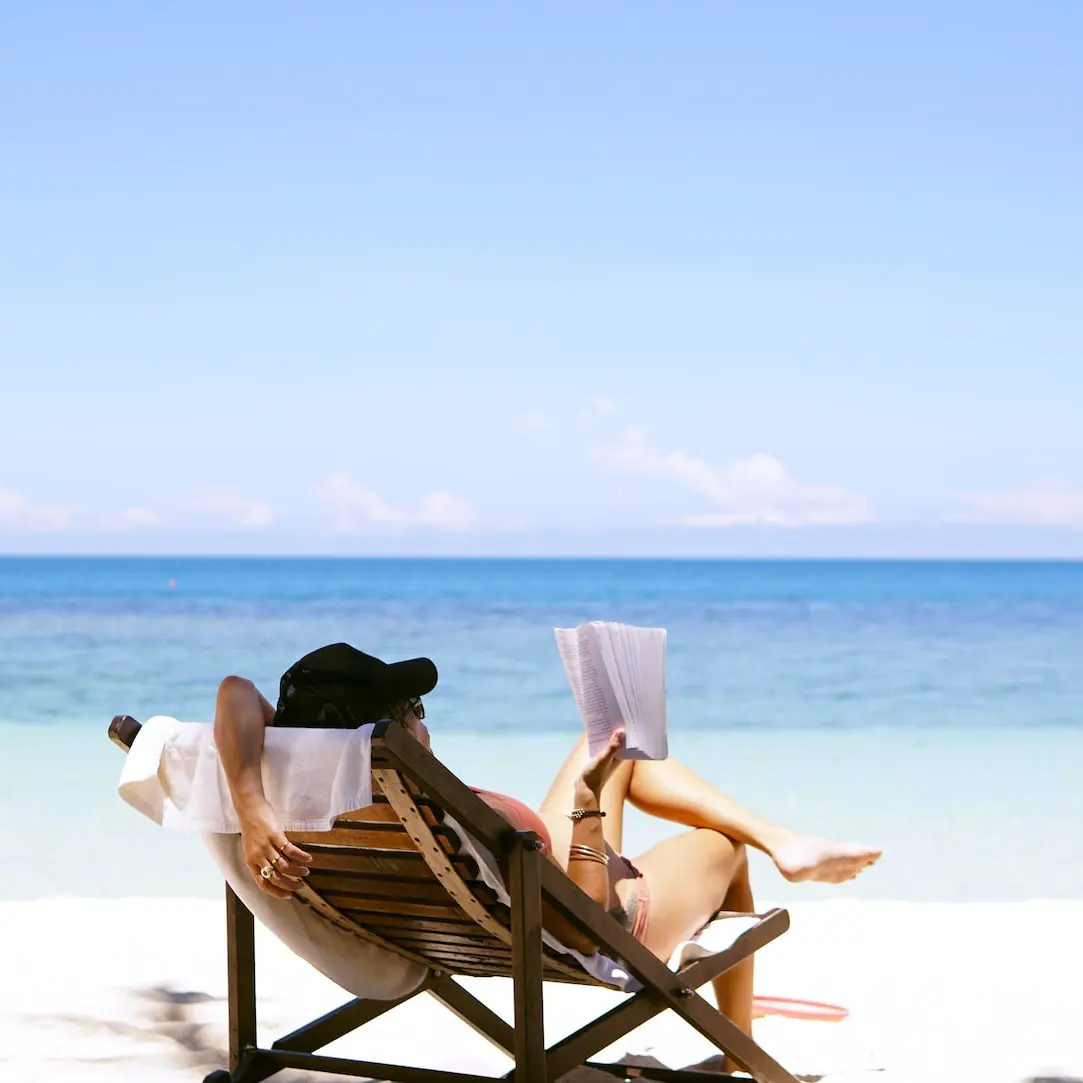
left=3, top=557, right=1082, bottom=903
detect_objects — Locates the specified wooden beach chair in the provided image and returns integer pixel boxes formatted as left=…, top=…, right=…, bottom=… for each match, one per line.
left=109, top=714, right=798, bottom=1083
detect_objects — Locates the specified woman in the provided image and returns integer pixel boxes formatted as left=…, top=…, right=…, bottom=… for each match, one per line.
left=213, top=673, right=880, bottom=1068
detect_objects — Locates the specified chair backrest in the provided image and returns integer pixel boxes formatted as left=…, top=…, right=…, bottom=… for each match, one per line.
left=286, top=759, right=599, bottom=985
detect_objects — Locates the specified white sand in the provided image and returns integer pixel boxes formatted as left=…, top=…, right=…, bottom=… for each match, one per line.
left=2, top=897, right=1080, bottom=1083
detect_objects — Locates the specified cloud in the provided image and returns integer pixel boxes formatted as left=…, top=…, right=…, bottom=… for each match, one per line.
left=947, top=484, right=1083, bottom=528
left=96, top=507, right=165, bottom=532
left=1, top=486, right=273, bottom=535
left=598, top=429, right=873, bottom=527
left=313, top=473, right=477, bottom=533
left=180, top=488, right=275, bottom=528
left=0, top=490, right=78, bottom=532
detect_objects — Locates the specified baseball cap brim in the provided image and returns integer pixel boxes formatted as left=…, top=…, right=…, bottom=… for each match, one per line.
left=382, top=657, right=438, bottom=702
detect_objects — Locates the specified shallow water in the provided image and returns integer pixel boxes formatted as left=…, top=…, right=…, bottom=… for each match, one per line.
left=3, top=557, right=1081, bottom=901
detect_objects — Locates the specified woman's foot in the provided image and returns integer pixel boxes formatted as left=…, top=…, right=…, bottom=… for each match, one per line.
left=770, top=833, right=882, bottom=884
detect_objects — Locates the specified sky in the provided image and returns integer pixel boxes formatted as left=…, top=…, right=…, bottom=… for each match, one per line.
left=2, top=2, right=1081, bottom=556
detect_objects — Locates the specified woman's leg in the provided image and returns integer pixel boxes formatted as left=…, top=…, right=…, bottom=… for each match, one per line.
left=711, top=846, right=756, bottom=1045
left=540, top=734, right=880, bottom=884
left=626, top=755, right=880, bottom=884
left=630, top=829, right=753, bottom=1073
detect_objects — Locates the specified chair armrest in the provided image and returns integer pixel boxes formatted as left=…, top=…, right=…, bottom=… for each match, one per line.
left=108, top=714, right=143, bottom=752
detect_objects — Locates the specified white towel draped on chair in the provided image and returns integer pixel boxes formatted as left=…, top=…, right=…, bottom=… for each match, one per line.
left=118, top=715, right=377, bottom=834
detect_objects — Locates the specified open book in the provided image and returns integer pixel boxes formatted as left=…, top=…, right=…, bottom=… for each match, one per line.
left=554, top=621, right=668, bottom=761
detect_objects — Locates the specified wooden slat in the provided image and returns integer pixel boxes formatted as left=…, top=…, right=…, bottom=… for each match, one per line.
left=335, top=797, right=444, bottom=826
left=379, top=928, right=507, bottom=949
left=341, top=913, right=487, bottom=935
left=297, top=849, right=481, bottom=881
left=289, top=823, right=460, bottom=854
left=289, top=828, right=413, bottom=850
left=331, top=897, right=478, bottom=921
left=304, top=847, right=424, bottom=872
left=416, top=951, right=578, bottom=979
left=334, top=804, right=407, bottom=824
left=305, top=872, right=496, bottom=905
left=413, top=947, right=511, bottom=968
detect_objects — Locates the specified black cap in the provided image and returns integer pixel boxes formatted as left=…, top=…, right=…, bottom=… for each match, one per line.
left=294, top=642, right=438, bottom=704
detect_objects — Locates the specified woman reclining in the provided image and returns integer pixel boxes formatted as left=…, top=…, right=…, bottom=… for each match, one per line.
left=213, top=660, right=880, bottom=1071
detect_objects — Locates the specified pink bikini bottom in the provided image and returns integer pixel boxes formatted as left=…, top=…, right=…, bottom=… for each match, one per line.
left=612, top=855, right=651, bottom=944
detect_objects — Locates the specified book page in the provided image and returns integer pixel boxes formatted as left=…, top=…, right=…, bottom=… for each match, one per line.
left=593, top=622, right=667, bottom=760
left=579, top=622, right=626, bottom=756
left=554, top=625, right=624, bottom=756
left=556, top=621, right=666, bottom=760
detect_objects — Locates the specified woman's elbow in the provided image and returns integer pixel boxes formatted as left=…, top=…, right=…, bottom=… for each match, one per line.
left=217, top=674, right=257, bottom=702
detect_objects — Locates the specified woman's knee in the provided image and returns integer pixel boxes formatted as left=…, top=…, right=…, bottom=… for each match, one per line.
left=699, top=828, right=744, bottom=864
left=699, top=831, right=747, bottom=892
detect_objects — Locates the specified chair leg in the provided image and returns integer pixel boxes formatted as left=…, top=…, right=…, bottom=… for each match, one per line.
left=509, top=835, right=546, bottom=1082
left=226, top=884, right=257, bottom=1071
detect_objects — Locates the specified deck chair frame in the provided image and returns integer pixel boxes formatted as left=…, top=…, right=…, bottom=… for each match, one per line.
left=109, top=715, right=798, bottom=1083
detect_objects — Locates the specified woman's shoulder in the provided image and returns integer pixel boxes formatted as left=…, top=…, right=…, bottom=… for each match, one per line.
left=470, top=787, right=553, bottom=854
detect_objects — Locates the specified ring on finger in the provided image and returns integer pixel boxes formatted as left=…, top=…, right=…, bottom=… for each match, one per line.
left=259, top=864, right=274, bottom=880
left=270, top=852, right=283, bottom=868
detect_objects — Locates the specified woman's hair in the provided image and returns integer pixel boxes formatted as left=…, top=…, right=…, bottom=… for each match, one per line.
left=387, top=697, right=424, bottom=725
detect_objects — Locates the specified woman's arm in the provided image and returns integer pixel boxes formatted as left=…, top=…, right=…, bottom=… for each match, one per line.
left=213, top=676, right=311, bottom=898
left=539, top=731, right=625, bottom=955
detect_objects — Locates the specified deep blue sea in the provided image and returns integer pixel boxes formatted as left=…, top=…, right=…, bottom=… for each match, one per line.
left=3, top=557, right=1082, bottom=902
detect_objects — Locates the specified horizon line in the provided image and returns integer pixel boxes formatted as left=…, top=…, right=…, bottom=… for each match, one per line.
left=3, top=553, right=1083, bottom=563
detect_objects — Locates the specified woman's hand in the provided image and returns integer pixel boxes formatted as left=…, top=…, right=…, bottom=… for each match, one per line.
left=577, top=729, right=626, bottom=798
left=239, top=798, right=313, bottom=899
left=404, top=711, right=431, bottom=751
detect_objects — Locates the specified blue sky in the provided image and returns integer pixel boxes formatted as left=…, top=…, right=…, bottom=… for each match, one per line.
left=2, top=2, right=1081, bottom=556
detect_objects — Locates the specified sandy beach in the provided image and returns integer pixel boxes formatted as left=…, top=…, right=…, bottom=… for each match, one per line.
left=4, top=896, right=1080, bottom=1083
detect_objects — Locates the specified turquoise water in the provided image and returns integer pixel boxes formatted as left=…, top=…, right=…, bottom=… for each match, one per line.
left=3, top=557, right=1082, bottom=901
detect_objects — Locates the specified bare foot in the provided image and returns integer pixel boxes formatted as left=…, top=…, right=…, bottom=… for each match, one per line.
left=771, top=834, right=882, bottom=884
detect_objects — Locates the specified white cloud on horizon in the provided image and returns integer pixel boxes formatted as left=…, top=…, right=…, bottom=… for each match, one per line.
left=947, top=484, right=1083, bottom=528
left=96, top=507, right=165, bottom=532
left=598, top=429, right=874, bottom=527
left=0, top=489, right=79, bottom=532
left=178, top=488, right=276, bottom=529
left=313, top=472, right=478, bottom=533
left=0, top=486, right=275, bottom=535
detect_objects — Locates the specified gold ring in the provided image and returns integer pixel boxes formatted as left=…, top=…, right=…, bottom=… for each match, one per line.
left=259, top=865, right=274, bottom=880
left=270, top=852, right=283, bottom=867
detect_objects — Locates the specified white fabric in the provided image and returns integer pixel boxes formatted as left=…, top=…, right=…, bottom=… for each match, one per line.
left=117, top=717, right=764, bottom=996
left=118, top=715, right=375, bottom=833
left=670, top=913, right=764, bottom=969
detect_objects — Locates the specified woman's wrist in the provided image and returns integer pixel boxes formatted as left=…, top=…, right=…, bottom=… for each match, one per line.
left=573, top=781, right=602, bottom=809
left=234, top=788, right=273, bottom=823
